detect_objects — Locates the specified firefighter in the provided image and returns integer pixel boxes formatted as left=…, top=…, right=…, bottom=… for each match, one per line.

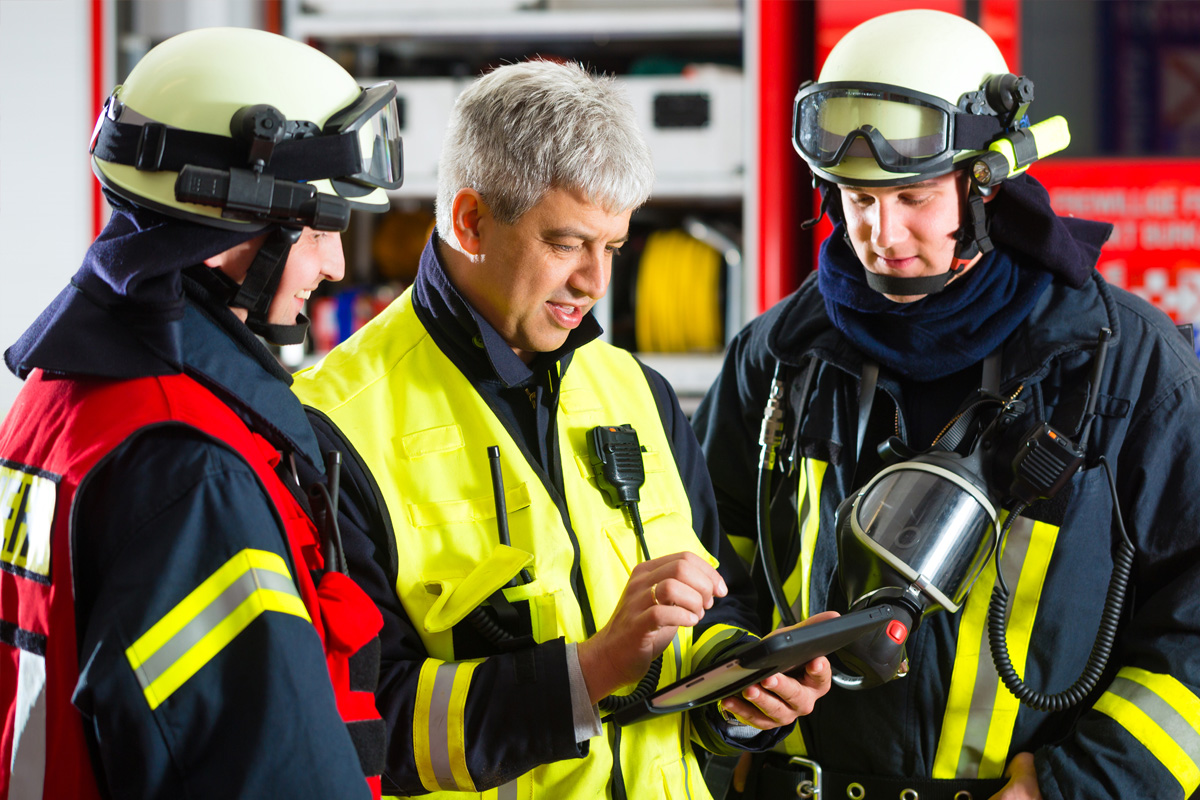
left=293, top=59, right=833, bottom=799
left=693, top=9, right=1200, bottom=799
left=0, top=27, right=402, bottom=799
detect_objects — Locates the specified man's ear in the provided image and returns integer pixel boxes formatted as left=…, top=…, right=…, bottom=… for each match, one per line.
left=452, top=188, right=486, bottom=257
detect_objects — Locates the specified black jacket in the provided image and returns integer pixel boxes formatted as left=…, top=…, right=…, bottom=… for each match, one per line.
left=5, top=270, right=371, bottom=800
left=693, top=207, right=1200, bottom=799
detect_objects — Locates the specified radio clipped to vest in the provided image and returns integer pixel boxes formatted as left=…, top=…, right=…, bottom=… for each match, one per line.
left=460, top=446, right=536, bottom=653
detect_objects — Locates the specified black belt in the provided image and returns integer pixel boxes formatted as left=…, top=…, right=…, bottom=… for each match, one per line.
left=754, top=756, right=1006, bottom=800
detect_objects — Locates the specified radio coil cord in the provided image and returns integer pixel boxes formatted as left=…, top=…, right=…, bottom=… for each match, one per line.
left=987, top=457, right=1135, bottom=711
left=987, top=328, right=1133, bottom=711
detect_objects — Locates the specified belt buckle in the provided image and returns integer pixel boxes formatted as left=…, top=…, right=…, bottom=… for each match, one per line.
left=787, top=756, right=822, bottom=799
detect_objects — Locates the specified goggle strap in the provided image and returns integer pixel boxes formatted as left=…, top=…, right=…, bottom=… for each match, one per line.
left=93, top=116, right=361, bottom=182
left=952, top=113, right=1006, bottom=152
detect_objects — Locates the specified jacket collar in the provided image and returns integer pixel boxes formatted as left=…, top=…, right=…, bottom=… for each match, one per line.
left=180, top=275, right=324, bottom=471
left=411, top=233, right=602, bottom=389
left=7, top=258, right=323, bottom=470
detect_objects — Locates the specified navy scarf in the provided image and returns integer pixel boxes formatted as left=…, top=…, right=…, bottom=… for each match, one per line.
left=818, top=227, right=1052, bottom=380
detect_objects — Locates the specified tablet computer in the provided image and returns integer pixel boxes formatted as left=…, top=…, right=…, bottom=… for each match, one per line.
left=610, top=604, right=895, bottom=726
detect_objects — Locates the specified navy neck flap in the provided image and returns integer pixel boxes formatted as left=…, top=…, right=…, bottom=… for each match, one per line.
left=818, top=227, right=1052, bottom=380
left=6, top=199, right=263, bottom=379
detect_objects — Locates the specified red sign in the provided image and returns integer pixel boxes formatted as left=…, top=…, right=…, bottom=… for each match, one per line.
left=1036, top=159, right=1200, bottom=325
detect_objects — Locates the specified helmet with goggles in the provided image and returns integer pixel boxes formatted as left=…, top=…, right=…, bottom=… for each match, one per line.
left=91, top=27, right=403, bottom=232
left=793, top=9, right=1025, bottom=188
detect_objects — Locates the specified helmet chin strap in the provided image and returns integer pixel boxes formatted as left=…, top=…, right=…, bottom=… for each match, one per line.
left=863, top=263, right=963, bottom=296
left=191, top=226, right=311, bottom=346
left=232, top=227, right=310, bottom=346
left=861, top=184, right=994, bottom=298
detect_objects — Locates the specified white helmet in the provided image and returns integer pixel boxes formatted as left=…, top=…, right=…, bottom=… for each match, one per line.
left=793, top=9, right=1030, bottom=187
left=90, top=27, right=402, bottom=231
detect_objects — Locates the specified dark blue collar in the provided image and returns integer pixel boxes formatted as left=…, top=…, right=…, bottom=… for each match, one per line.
left=411, top=234, right=603, bottom=388
left=5, top=204, right=262, bottom=381
left=818, top=228, right=1052, bottom=380
left=6, top=267, right=323, bottom=471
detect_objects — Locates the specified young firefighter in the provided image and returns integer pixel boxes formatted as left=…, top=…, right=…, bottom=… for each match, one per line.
left=693, top=10, right=1200, bottom=800
left=0, top=28, right=404, bottom=799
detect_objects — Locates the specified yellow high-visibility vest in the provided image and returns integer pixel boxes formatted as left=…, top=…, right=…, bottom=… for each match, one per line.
left=295, top=288, right=723, bottom=799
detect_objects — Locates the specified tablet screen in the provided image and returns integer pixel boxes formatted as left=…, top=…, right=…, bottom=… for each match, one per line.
left=650, top=659, right=771, bottom=708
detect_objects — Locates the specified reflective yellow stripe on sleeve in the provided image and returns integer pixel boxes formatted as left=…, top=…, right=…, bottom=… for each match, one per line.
left=689, top=624, right=751, bottom=674
left=124, top=548, right=310, bottom=710
left=415, top=659, right=480, bottom=793
left=1095, top=667, right=1200, bottom=796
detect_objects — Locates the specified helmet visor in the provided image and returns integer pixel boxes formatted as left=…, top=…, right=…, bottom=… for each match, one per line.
left=794, top=83, right=956, bottom=172
left=325, top=82, right=403, bottom=190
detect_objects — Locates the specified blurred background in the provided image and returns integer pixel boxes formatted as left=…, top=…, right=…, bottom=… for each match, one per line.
left=2, top=0, right=1199, bottom=415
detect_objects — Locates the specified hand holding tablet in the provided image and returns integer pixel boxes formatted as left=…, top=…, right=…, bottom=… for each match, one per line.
left=610, top=604, right=896, bottom=726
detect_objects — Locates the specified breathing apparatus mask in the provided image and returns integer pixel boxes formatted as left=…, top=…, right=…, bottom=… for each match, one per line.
left=830, top=384, right=1010, bottom=689
left=758, top=329, right=1136, bottom=712
left=89, top=28, right=402, bottom=345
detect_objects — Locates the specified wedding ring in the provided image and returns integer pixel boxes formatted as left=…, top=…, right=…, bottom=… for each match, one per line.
left=650, top=583, right=660, bottom=606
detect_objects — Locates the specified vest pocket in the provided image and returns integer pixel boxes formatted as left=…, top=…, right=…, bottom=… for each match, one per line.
left=420, top=545, right=535, bottom=633
left=415, top=550, right=563, bottom=661
left=444, top=587, right=560, bottom=661
left=602, top=510, right=719, bottom=571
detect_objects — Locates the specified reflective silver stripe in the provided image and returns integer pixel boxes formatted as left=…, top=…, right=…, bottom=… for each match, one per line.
left=428, top=663, right=458, bottom=790
left=955, top=516, right=1033, bottom=779
left=497, top=779, right=519, bottom=800
left=10, top=649, right=47, bottom=800
left=1109, top=677, right=1200, bottom=765
left=131, top=567, right=301, bottom=693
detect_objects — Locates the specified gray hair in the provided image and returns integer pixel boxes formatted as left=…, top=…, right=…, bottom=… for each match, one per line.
left=435, top=60, right=654, bottom=250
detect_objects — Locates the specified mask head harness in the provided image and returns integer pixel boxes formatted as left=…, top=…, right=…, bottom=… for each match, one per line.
left=796, top=72, right=1071, bottom=298
left=91, top=82, right=403, bottom=344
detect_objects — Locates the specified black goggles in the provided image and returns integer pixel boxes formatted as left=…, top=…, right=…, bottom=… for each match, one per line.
left=91, top=81, right=403, bottom=194
left=793, top=81, right=1004, bottom=174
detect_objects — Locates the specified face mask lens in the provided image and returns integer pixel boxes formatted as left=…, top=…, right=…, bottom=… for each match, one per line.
left=854, top=467, right=996, bottom=609
left=326, top=83, right=404, bottom=191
